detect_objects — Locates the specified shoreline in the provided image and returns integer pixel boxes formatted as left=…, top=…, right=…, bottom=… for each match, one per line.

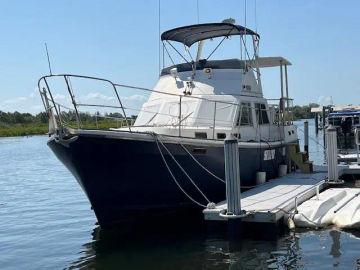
left=0, top=124, right=48, bottom=138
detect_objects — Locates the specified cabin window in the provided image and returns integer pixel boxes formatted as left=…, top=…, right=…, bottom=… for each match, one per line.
left=195, top=132, right=207, bottom=139
left=255, top=103, right=270, bottom=124
left=217, top=133, right=226, bottom=140
left=236, top=102, right=252, bottom=126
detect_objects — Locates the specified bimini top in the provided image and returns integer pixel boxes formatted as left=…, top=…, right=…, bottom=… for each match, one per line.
left=161, top=23, right=259, bottom=47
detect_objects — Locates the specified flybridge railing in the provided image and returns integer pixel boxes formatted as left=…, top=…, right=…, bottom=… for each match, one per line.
left=38, top=74, right=293, bottom=139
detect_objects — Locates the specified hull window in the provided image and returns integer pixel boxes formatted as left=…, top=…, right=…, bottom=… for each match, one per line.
left=195, top=132, right=207, bottom=139
left=217, top=133, right=226, bottom=140
left=192, top=148, right=207, bottom=154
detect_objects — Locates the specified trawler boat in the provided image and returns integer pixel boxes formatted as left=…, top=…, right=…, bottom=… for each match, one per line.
left=39, top=23, right=300, bottom=227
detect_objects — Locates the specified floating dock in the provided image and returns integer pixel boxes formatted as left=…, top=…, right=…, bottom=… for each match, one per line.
left=203, top=126, right=360, bottom=232
left=203, top=170, right=328, bottom=223
left=203, top=164, right=360, bottom=226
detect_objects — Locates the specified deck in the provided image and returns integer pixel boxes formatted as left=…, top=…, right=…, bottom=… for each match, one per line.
left=203, top=170, right=328, bottom=223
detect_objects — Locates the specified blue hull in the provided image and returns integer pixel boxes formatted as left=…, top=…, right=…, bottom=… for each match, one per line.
left=48, top=132, right=286, bottom=227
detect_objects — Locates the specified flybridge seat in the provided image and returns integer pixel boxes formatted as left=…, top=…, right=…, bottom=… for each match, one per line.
left=161, top=57, right=292, bottom=76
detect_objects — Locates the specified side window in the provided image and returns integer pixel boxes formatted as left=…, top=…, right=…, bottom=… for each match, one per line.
left=255, top=103, right=270, bottom=124
left=236, top=102, right=252, bottom=126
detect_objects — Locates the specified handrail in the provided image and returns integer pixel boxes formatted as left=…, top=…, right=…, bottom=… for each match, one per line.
left=38, top=74, right=132, bottom=131
left=38, top=73, right=293, bottom=138
left=270, top=179, right=326, bottom=213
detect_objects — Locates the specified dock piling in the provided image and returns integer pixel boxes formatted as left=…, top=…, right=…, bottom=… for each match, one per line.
left=326, top=125, right=339, bottom=182
left=304, top=121, right=309, bottom=158
left=224, top=134, right=242, bottom=215
left=355, top=128, right=360, bottom=165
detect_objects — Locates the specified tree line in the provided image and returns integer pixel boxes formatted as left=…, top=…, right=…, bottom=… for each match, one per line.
left=291, top=103, right=319, bottom=120
left=0, top=111, right=139, bottom=125
left=0, top=110, right=137, bottom=137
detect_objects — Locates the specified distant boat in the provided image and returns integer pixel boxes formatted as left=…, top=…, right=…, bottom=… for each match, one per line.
left=38, top=22, right=301, bottom=227
left=327, top=108, right=360, bottom=153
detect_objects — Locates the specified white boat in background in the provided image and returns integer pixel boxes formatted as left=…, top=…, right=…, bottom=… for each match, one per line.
left=38, top=22, right=303, bottom=227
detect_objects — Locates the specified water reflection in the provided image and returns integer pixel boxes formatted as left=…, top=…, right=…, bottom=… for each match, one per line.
left=329, top=230, right=341, bottom=258
left=66, top=225, right=360, bottom=270
left=67, top=225, right=304, bottom=270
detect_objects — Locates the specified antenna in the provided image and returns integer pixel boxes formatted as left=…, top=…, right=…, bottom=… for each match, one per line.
left=244, top=0, right=247, bottom=46
left=44, top=43, right=53, bottom=75
left=254, top=0, right=258, bottom=32
left=158, top=0, right=161, bottom=76
left=196, top=0, right=200, bottom=24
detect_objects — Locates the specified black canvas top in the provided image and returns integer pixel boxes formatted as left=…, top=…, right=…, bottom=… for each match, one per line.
left=161, top=23, right=259, bottom=47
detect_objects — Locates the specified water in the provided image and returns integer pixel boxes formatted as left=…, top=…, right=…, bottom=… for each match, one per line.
left=1, top=120, right=360, bottom=269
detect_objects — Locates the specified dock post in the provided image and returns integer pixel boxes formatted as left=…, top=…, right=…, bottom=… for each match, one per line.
left=326, top=125, right=339, bottom=182
left=224, top=134, right=242, bottom=215
left=355, top=128, right=360, bottom=165
left=304, top=121, right=309, bottom=159
left=224, top=134, right=243, bottom=238
left=315, top=113, right=319, bottom=134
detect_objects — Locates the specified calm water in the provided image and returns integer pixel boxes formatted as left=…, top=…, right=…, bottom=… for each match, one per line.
left=1, top=120, right=360, bottom=270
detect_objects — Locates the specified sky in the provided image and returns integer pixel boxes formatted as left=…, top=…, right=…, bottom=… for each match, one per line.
left=0, top=0, right=359, bottom=114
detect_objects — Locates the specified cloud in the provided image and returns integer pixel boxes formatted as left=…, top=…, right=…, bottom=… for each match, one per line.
left=3, top=96, right=27, bottom=104
left=81, top=92, right=147, bottom=103
left=0, top=90, right=43, bottom=113
left=317, top=96, right=333, bottom=106
left=53, top=94, right=66, bottom=100
left=83, top=92, right=116, bottom=101
left=121, top=94, right=147, bottom=102
left=0, top=91, right=148, bottom=115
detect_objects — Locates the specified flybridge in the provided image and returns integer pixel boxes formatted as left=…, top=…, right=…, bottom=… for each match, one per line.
left=159, top=23, right=292, bottom=105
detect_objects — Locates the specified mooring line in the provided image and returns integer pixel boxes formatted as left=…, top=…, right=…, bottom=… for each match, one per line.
left=178, top=143, right=226, bottom=184
left=153, top=134, right=209, bottom=208
left=157, top=136, right=211, bottom=204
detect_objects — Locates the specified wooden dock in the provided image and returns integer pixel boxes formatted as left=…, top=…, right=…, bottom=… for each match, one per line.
left=203, top=170, right=328, bottom=223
